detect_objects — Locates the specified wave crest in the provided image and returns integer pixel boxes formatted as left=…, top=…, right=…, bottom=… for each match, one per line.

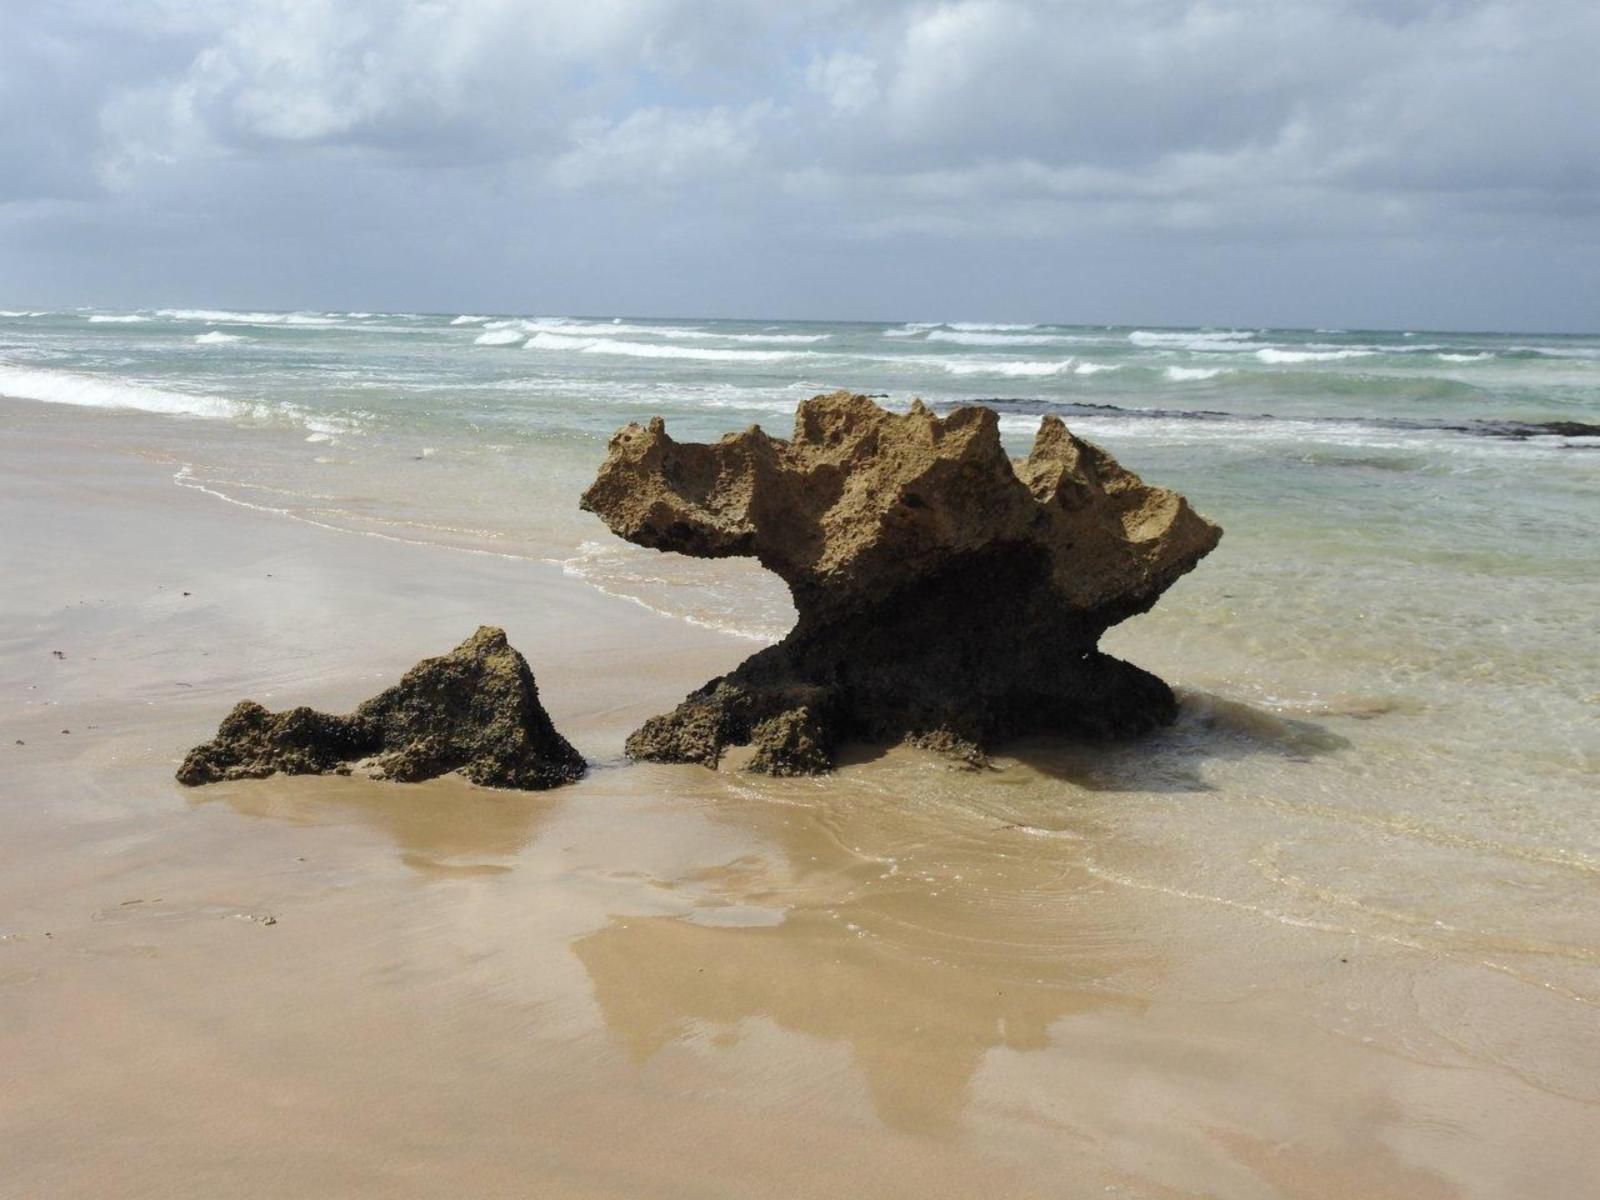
left=524, top=331, right=802, bottom=363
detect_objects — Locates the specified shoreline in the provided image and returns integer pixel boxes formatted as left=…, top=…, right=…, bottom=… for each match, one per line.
left=3, top=395, right=1597, bottom=1198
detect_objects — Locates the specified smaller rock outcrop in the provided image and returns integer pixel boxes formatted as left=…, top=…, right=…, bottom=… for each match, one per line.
left=177, top=627, right=585, bottom=790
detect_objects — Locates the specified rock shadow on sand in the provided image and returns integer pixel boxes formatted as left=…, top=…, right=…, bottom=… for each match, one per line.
left=994, top=689, right=1353, bottom=794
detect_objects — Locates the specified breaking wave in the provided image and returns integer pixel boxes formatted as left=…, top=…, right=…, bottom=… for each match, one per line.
left=941, top=359, right=1075, bottom=378
left=925, top=330, right=1073, bottom=347
left=947, top=322, right=1043, bottom=332
left=1256, top=348, right=1378, bottom=364
left=523, top=331, right=802, bottom=363
left=511, top=318, right=828, bottom=344
left=1131, top=329, right=1257, bottom=350
left=156, top=309, right=343, bottom=327
left=0, top=363, right=245, bottom=419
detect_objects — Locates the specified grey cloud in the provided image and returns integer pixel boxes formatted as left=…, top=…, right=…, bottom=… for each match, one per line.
left=1, top=0, right=1596, bottom=329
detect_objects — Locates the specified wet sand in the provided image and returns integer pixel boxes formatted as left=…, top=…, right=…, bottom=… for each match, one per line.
left=2, top=397, right=1597, bottom=1198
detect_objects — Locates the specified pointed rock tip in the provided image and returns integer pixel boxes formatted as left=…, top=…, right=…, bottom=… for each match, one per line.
left=463, top=625, right=509, bottom=651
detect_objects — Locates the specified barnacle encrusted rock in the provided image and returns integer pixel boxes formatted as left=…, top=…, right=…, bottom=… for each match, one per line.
left=580, top=391, right=1222, bottom=774
left=177, top=626, right=585, bottom=790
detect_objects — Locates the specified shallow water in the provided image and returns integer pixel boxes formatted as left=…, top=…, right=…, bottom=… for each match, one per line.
left=2, top=305, right=1597, bottom=1028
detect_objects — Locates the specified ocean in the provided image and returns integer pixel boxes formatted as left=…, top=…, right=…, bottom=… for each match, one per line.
left=3, top=306, right=1597, bottom=1026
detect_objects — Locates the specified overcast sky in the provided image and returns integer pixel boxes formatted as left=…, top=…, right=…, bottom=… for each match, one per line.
left=2, top=0, right=1597, bottom=330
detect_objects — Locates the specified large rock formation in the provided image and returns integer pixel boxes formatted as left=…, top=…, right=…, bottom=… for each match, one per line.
left=581, top=391, right=1221, bottom=774
left=177, top=627, right=585, bottom=790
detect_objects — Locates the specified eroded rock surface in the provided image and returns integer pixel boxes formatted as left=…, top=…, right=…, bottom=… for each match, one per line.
left=582, top=391, right=1221, bottom=774
left=177, top=626, right=585, bottom=790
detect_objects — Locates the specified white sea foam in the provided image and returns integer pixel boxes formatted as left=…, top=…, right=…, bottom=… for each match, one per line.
left=1074, top=362, right=1121, bottom=375
left=524, top=318, right=672, bottom=337
left=195, top=331, right=244, bottom=345
left=157, top=308, right=342, bottom=327
left=0, top=363, right=245, bottom=419
left=946, top=321, right=1042, bottom=332
left=884, top=321, right=1047, bottom=341
left=474, top=329, right=526, bottom=346
left=88, top=314, right=150, bottom=323
left=555, top=540, right=783, bottom=642
left=450, top=315, right=490, bottom=325
left=523, top=331, right=801, bottom=363
left=523, top=317, right=827, bottom=344
left=942, top=358, right=1074, bottom=378
left=924, top=330, right=1072, bottom=347
left=1165, top=366, right=1229, bottom=382
left=1255, top=348, right=1378, bottom=364
left=714, top=332, right=830, bottom=344
left=0, top=310, right=47, bottom=317
left=1437, top=352, right=1495, bottom=363
left=1130, top=329, right=1256, bottom=350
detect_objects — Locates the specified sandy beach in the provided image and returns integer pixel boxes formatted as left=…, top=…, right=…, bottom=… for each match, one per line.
left=3, top=395, right=1598, bottom=1199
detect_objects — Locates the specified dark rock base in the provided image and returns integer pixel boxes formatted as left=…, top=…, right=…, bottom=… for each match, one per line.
left=625, top=559, right=1179, bottom=775
left=177, top=627, right=585, bottom=791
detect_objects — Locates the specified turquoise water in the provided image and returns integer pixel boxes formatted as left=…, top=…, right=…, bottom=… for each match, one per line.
left=2, top=307, right=1594, bottom=615
left=3, top=305, right=1598, bottom=1020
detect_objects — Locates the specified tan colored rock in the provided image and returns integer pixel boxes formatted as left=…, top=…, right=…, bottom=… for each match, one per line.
left=582, top=392, right=1221, bottom=773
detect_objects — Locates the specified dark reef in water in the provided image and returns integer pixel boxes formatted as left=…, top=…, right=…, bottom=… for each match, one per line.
left=967, top=398, right=1600, bottom=444
left=177, top=627, right=585, bottom=790
left=1448, top=419, right=1600, bottom=441
left=581, top=391, right=1221, bottom=774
